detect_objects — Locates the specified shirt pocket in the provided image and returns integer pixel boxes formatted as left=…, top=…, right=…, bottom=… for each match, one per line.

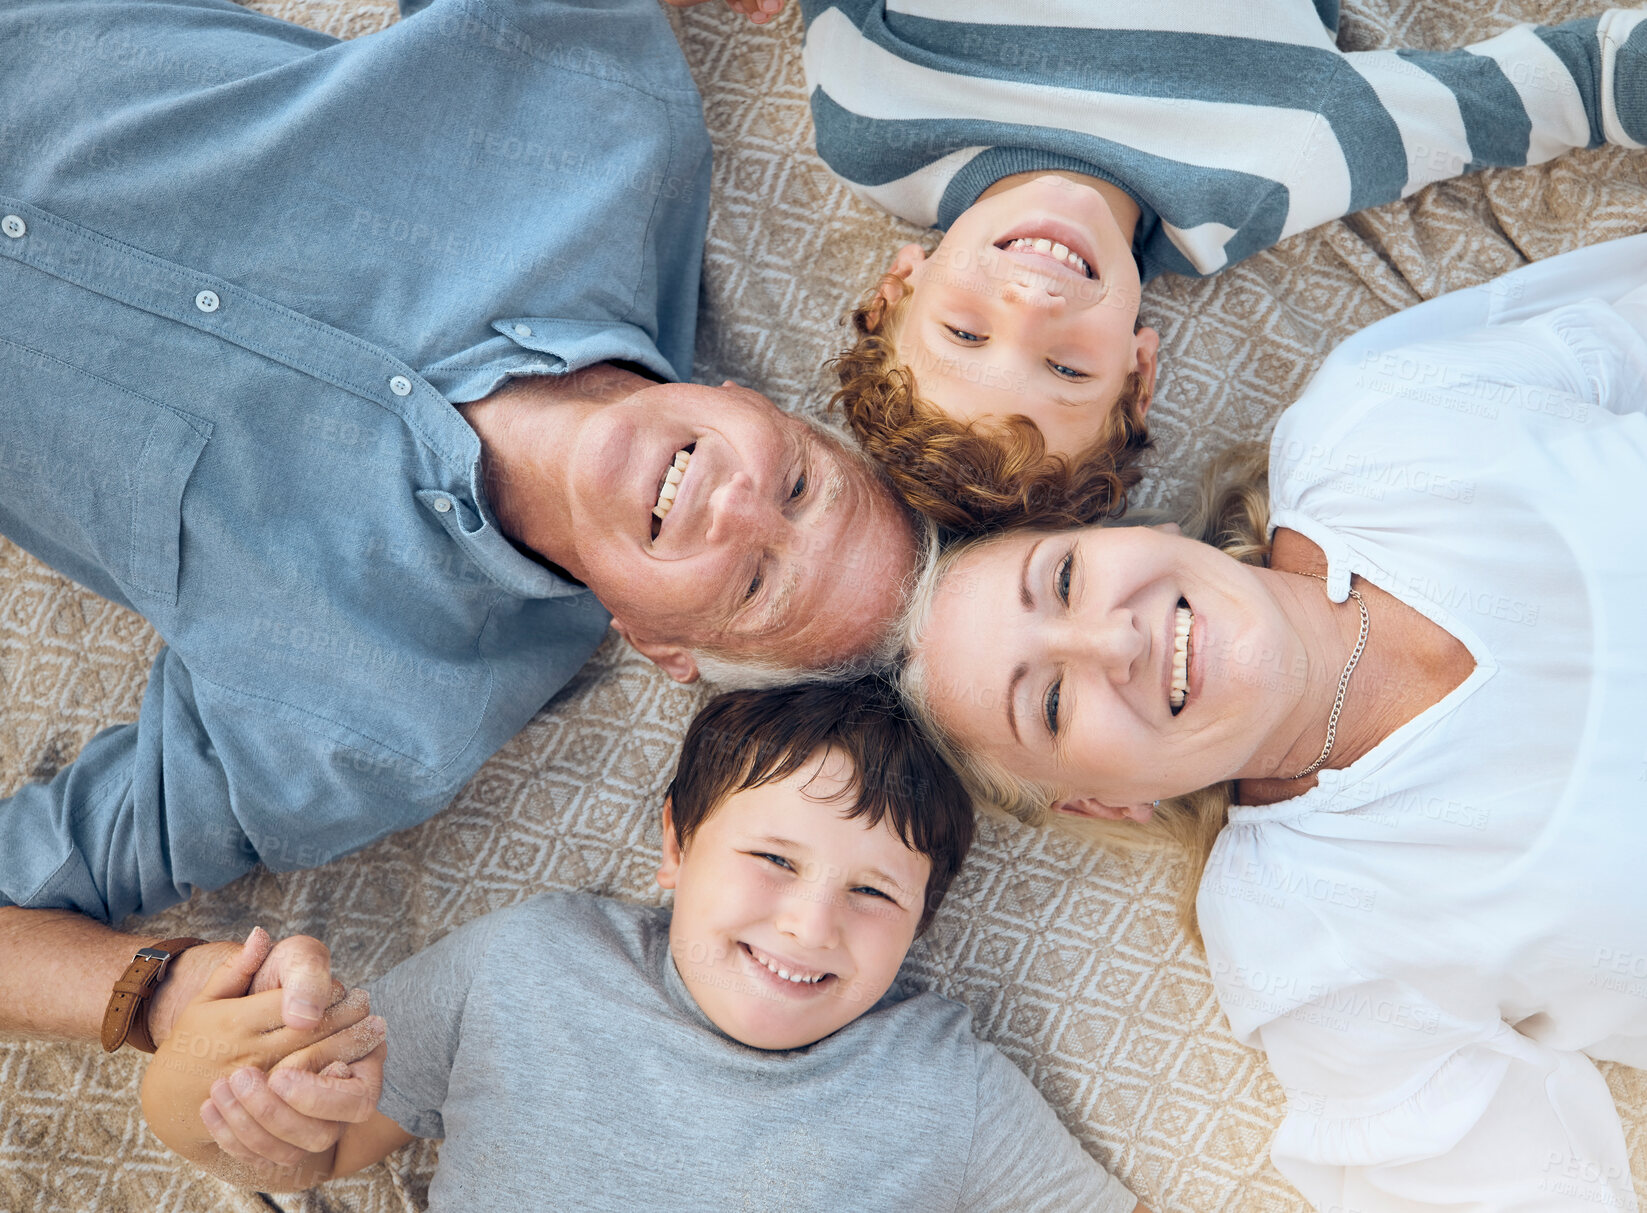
left=0, top=334, right=211, bottom=608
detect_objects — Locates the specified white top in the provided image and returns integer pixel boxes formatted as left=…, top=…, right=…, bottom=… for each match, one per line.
left=1198, top=234, right=1647, bottom=1212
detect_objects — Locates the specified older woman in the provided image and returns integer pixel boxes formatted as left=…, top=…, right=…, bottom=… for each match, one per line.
left=902, top=235, right=1647, bottom=1210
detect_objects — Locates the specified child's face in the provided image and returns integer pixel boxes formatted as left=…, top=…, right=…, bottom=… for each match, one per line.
left=884, top=173, right=1158, bottom=458
left=656, top=747, right=931, bottom=1050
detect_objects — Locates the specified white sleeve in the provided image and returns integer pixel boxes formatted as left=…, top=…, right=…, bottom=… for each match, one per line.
left=957, top=1041, right=1138, bottom=1213
left=1253, top=984, right=1636, bottom=1212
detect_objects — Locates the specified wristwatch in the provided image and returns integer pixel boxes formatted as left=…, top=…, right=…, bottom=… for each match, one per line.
left=100, top=937, right=208, bottom=1054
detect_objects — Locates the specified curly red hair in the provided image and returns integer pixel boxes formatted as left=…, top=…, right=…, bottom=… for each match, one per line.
left=826, top=276, right=1152, bottom=537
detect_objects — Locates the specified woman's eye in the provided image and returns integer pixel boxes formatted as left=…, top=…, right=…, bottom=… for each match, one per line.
left=1044, top=678, right=1062, bottom=737
left=945, top=325, right=984, bottom=343
left=1048, top=360, right=1087, bottom=380
left=1055, top=552, right=1073, bottom=605
left=789, top=473, right=807, bottom=502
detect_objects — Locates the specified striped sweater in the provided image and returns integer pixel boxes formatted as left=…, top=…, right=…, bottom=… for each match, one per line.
left=799, top=0, right=1647, bottom=280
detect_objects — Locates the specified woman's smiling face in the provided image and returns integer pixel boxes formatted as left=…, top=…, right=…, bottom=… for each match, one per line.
left=914, top=526, right=1309, bottom=810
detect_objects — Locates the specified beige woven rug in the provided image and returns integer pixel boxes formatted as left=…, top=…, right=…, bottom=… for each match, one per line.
left=4, top=1, right=1646, bottom=1209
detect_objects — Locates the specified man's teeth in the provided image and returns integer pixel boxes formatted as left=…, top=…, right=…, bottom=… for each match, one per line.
left=1170, top=604, right=1192, bottom=711
left=1003, top=236, right=1091, bottom=277
left=751, top=948, right=825, bottom=984
left=653, top=448, right=692, bottom=521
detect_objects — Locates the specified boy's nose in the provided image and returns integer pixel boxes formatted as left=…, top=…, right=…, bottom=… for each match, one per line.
left=776, top=888, right=840, bottom=951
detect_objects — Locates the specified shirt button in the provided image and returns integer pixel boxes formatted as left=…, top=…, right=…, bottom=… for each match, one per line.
left=512, top=323, right=532, bottom=337
left=433, top=496, right=453, bottom=514
left=388, top=375, right=413, bottom=397
left=1, top=215, right=24, bottom=239
left=194, top=290, right=220, bottom=313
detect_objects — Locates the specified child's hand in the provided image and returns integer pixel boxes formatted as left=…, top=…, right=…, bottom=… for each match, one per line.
left=140, top=929, right=383, bottom=1188
left=199, top=1021, right=387, bottom=1169
left=662, top=0, right=786, bottom=27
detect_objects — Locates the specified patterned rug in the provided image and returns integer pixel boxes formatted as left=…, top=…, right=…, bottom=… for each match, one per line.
left=3, top=0, right=1646, bottom=1210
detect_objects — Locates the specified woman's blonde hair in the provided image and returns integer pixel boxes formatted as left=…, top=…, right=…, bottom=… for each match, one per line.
left=898, top=444, right=1272, bottom=946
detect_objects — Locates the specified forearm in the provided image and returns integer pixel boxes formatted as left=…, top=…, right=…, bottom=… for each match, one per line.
left=0, top=908, right=151, bottom=1041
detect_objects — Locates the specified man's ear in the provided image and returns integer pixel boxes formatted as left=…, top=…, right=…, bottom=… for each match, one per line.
left=1053, top=797, right=1155, bottom=824
left=609, top=619, right=700, bottom=684
left=1131, top=326, right=1161, bottom=420
left=656, top=797, right=683, bottom=890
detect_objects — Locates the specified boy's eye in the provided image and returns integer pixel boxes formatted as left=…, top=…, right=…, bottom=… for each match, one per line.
left=852, top=885, right=893, bottom=901
left=752, top=852, right=794, bottom=872
left=944, top=325, right=984, bottom=343
left=1047, top=360, right=1088, bottom=380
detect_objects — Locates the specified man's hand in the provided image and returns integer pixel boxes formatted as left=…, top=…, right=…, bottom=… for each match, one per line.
left=149, top=928, right=341, bottom=1049
left=140, top=930, right=384, bottom=1189
left=663, top=0, right=786, bottom=27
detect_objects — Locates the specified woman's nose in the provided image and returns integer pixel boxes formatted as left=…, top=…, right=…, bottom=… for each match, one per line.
left=1063, top=609, right=1145, bottom=685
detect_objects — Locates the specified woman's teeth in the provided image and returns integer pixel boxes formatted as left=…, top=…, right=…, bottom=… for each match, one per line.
left=1002, top=236, right=1092, bottom=277
left=750, top=946, right=826, bottom=984
left=653, top=448, right=692, bottom=522
left=1170, top=603, right=1192, bottom=713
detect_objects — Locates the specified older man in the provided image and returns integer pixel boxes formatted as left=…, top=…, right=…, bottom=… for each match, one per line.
left=0, top=0, right=914, bottom=1056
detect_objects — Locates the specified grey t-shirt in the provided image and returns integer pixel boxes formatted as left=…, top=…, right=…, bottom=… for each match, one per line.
left=368, top=892, right=1137, bottom=1212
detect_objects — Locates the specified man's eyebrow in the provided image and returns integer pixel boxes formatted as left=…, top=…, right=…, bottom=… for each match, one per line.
left=749, top=450, right=844, bottom=637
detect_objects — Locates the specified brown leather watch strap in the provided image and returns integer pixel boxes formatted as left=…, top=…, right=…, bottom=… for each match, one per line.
left=100, top=937, right=208, bottom=1054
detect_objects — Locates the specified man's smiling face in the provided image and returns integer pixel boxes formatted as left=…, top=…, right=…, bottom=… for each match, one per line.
left=558, top=381, right=917, bottom=681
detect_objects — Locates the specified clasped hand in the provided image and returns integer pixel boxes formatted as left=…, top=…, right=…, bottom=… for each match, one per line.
left=141, top=928, right=386, bottom=1189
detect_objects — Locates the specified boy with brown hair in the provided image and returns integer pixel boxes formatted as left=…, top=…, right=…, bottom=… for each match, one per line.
left=140, top=681, right=1144, bottom=1211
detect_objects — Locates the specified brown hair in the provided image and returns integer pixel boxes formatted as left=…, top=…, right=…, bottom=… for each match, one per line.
left=826, top=277, right=1152, bottom=537
left=898, top=445, right=1271, bottom=947
left=666, top=679, right=975, bottom=934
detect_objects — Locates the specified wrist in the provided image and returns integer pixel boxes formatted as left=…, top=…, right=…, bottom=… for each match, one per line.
left=143, top=940, right=237, bottom=1049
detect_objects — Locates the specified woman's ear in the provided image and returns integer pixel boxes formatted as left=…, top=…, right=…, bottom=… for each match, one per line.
left=1054, top=797, right=1155, bottom=824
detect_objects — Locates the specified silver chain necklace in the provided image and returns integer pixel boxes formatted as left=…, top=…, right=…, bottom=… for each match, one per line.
left=1290, top=572, right=1370, bottom=781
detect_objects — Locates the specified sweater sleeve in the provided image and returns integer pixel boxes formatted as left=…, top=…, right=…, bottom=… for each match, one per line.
left=957, top=1040, right=1137, bottom=1212
left=1297, top=12, right=1647, bottom=238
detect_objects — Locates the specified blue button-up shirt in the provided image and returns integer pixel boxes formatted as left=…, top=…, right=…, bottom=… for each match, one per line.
left=0, top=0, right=712, bottom=922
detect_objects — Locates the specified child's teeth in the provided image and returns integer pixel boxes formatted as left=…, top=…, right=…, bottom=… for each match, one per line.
left=1051, top=242, right=1069, bottom=259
